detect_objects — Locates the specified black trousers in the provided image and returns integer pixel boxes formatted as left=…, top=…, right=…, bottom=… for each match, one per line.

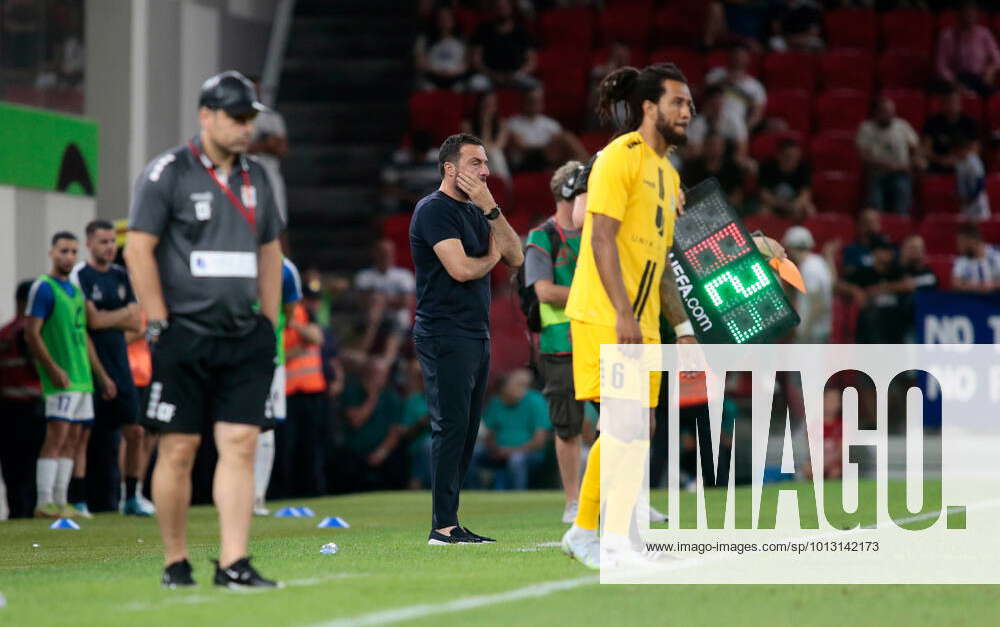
left=0, top=400, right=45, bottom=518
left=273, top=392, right=329, bottom=498
left=415, top=335, right=490, bottom=530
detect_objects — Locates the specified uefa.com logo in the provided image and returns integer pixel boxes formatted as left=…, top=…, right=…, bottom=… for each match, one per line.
left=596, top=343, right=999, bottom=584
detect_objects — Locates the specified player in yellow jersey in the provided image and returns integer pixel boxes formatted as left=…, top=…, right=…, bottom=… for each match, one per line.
left=561, top=62, right=699, bottom=569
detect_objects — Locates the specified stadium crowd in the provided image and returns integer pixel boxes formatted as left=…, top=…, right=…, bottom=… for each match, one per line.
left=3, top=0, right=1000, bottom=520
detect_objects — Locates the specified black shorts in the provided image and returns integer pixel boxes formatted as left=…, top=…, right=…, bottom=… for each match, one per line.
left=538, top=353, right=584, bottom=439
left=141, top=315, right=277, bottom=434
left=95, top=382, right=141, bottom=427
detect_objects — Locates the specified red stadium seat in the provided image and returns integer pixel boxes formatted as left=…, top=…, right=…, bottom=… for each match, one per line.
left=881, top=88, right=927, bottom=131
left=878, top=50, right=931, bottom=90
left=880, top=9, right=935, bottom=52
left=750, top=131, right=804, bottom=161
left=381, top=213, right=414, bottom=269
left=537, top=6, right=596, bottom=51
left=743, top=214, right=794, bottom=241
left=487, top=174, right=512, bottom=210
left=814, top=89, right=870, bottom=133
left=704, top=49, right=763, bottom=77
left=409, top=90, right=464, bottom=143
left=648, top=47, right=704, bottom=88
left=495, top=88, right=523, bottom=118
left=598, top=4, right=653, bottom=49
left=590, top=47, right=648, bottom=71
left=937, top=10, right=987, bottom=32
left=809, top=131, right=861, bottom=174
left=580, top=130, right=611, bottom=156
left=453, top=7, right=482, bottom=36
left=812, top=171, right=862, bottom=214
left=536, top=50, right=589, bottom=129
left=652, top=2, right=710, bottom=48
left=879, top=214, right=915, bottom=244
left=988, top=94, right=1000, bottom=136
left=803, top=214, right=854, bottom=248
left=830, top=295, right=860, bottom=342
left=763, top=51, right=818, bottom=92
left=766, top=89, right=812, bottom=133
left=824, top=9, right=878, bottom=50
left=512, top=171, right=556, bottom=217
left=919, top=174, right=960, bottom=215
left=980, top=217, right=1000, bottom=244
left=928, top=92, right=985, bottom=125
left=820, top=49, right=875, bottom=93
left=925, top=255, right=956, bottom=290
left=921, top=214, right=963, bottom=255
left=987, top=173, right=1000, bottom=206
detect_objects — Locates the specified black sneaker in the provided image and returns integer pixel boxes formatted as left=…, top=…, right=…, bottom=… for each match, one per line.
left=427, top=527, right=479, bottom=545
left=461, top=526, right=496, bottom=543
left=213, top=557, right=281, bottom=589
left=162, top=559, right=196, bottom=588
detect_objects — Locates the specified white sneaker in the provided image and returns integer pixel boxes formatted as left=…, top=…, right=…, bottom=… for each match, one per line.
left=561, top=524, right=600, bottom=570
left=253, top=497, right=270, bottom=517
left=137, top=493, right=156, bottom=514
left=647, top=504, right=668, bottom=523
left=561, top=500, right=579, bottom=524
left=601, top=531, right=653, bottom=569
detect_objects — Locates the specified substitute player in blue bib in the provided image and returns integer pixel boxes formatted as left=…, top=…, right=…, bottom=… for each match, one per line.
left=72, top=219, right=151, bottom=516
left=253, top=255, right=303, bottom=516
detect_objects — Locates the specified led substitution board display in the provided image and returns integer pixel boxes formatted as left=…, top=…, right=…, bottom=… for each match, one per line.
left=669, top=178, right=799, bottom=344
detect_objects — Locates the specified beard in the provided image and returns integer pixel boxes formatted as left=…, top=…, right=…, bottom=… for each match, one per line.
left=655, top=111, right=687, bottom=147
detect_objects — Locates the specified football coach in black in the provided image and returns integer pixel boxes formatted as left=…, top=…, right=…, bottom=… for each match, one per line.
left=409, top=133, right=522, bottom=545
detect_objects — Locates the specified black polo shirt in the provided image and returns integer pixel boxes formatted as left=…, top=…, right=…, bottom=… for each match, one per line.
left=409, top=190, right=491, bottom=339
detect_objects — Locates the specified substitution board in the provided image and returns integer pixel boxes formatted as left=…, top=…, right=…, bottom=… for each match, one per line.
left=669, top=178, right=800, bottom=344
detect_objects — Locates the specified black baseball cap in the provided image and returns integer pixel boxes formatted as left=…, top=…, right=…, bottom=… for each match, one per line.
left=198, top=70, right=266, bottom=117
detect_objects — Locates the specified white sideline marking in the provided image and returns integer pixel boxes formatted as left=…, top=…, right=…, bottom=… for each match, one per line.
left=306, top=576, right=598, bottom=627
left=306, top=503, right=998, bottom=626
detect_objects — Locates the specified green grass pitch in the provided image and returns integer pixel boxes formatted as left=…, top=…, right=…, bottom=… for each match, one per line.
left=0, top=484, right=995, bottom=627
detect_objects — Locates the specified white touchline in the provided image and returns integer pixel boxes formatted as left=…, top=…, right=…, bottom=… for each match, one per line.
left=306, top=502, right=1000, bottom=626
left=304, top=576, right=598, bottom=627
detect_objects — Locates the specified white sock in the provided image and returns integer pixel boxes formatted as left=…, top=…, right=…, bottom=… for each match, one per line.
left=254, top=430, right=275, bottom=502
left=137, top=480, right=146, bottom=501
left=54, top=458, right=74, bottom=507
left=36, top=458, right=58, bottom=507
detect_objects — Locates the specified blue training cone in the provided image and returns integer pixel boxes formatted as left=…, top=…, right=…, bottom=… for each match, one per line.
left=274, top=507, right=301, bottom=518
left=294, top=507, right=316, bottom=517
left=317, top=516, right=350, bottom=529
left=50, top=518, right=80, bottom=530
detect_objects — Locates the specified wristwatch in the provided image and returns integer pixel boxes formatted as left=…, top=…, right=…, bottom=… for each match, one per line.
left=485, top=206, right=501, bottom=221
left=146, top=319, right=169, bottom=344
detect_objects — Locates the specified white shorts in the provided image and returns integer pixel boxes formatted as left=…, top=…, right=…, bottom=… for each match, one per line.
left=45, top=392, right=95, bottom=423
left=265, top=365, right=286, bottom=421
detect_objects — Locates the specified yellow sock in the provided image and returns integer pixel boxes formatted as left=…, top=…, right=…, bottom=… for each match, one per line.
left=574, top=438, right=601, bottom=530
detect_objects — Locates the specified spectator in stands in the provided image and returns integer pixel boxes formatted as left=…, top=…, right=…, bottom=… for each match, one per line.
left=0, top=281, right=44, bottom=519
left=955, top=137, right=991, bottom=221
left=462, top=91, right=512, bottom=182
left=782, top=226, right=833, bottom=343
left=856, top=95, right=924, bottom=214
left=804, top=388, right=843, bottom=481
left=380, top=130, right=441, bottom=213
left=505, top=87, right=588, bottom=172
left=898, top=234, right=939, bottom=342
left=767, top=0, right=824, bottom=52
left=704, top=45, right=767, bottom=134
left=843, top=236, right=908, bottom=343
left=469, top=0, right=538, bottom=92
left=922, top=88, right=980, bottom=173
left=681, top=133, right=747, bottom=210
left=935, top=1, right=1000, bottom=96
left=758, top=137, right=815, bottom=219
left=400, top=358, right=431, bottom=490
left=476, top=369, right=550, bottom=491
left=841, top=207, right=884, bottom=274
left=353, top=239, right=416, bottom=369
left=953, top=223, right=1000, bottom=293
left=248, top=78, right=290, bottom=224
left=685, top=85, right=751, bottom=166
left=336, top=357, right=406, bottom=492
left=415, top=6, right=470, bottom=91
